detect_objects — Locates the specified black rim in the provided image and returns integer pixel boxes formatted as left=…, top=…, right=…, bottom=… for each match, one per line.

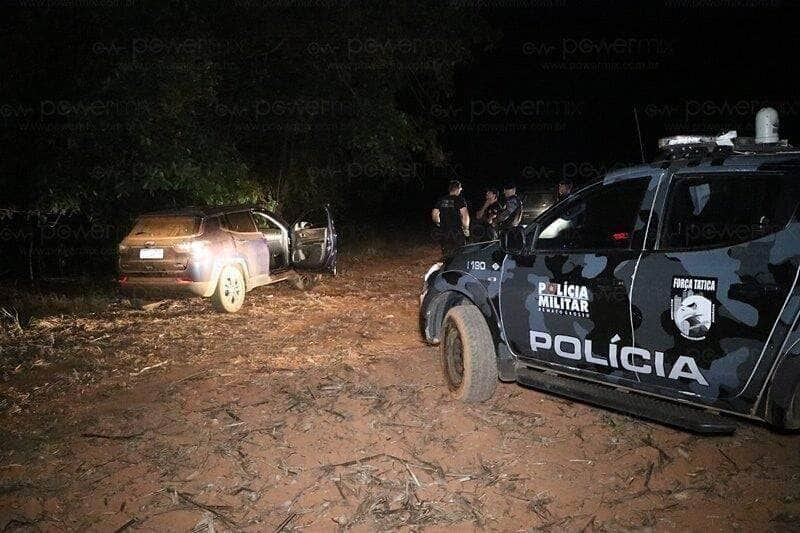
left=443, top=320, right=464, bottom=391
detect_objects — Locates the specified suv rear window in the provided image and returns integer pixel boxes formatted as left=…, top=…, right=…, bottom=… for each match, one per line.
left=130, top=216, right=200, bottom=238
left=661, top=173, right=799, bottom=250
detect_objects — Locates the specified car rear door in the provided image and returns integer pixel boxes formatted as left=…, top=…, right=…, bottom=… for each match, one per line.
left=291, top=205, right=338, bottom=274
left=630, top=170, right=800, bottom=406
left=253, top=211, right=289, bottom=271
left=221, top=210, right=269, bottom=277
left=499, top=173, right=662, bottom=379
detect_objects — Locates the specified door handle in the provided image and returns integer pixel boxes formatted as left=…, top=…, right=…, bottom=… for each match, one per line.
left=234, top=238, right=248, bottom=244
left=632, top=307, right=643, bottom=329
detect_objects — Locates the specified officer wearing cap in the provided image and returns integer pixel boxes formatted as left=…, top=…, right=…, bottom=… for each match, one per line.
left=495, top=181, right=523, bottom=229
left=432, top=180, right=470, bottom=258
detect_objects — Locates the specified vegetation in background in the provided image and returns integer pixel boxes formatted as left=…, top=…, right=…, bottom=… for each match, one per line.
left=1, top=4, right=492, bottom=223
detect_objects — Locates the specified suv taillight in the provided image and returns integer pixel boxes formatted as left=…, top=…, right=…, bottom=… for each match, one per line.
left=174, top=240, right=210, bottom=259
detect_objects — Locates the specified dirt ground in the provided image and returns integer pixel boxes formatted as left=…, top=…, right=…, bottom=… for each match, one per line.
left=1, top=245, right=799, bottom=532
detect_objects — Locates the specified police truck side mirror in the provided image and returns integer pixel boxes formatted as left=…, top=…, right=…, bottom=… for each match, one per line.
left=501, top=225, right=538, bottom=256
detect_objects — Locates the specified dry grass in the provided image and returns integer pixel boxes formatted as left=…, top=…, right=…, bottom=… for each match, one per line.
left=0, top=281, right=117, bottom=329
left=1, top=247, right=799, bottom=530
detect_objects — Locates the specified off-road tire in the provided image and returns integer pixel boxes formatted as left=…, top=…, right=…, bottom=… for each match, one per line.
left=212, top=264, right=246, bottom=313
left=291, top=272, right=321, bottom=291
left=440, top=304, right=498, bottom=403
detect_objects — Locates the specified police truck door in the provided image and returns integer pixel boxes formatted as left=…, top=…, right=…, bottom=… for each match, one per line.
left=499, top=175, right=660, bottom=379
left=630, top=171, right=800, bottom=406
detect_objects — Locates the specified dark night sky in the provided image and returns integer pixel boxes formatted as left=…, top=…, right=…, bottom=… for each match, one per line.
left=3, top=1, right=800, bottom=221
left=444, top=2, right=800, bottom=201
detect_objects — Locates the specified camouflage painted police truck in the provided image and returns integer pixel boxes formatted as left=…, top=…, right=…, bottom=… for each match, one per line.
left=420, top=108, right=800, bottom=433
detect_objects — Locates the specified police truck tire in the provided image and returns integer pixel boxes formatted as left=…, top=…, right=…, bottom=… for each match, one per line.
left=212, top=264, right=246, bottom=313
left=440, top=304, right=498, bottom=403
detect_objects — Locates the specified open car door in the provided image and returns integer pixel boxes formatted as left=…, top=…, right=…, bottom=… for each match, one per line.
left=290, top=205, right=338, bottom=274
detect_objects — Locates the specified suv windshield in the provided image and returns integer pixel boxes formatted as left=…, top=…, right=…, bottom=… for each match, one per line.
left=130, top=216, right=201, bottom=238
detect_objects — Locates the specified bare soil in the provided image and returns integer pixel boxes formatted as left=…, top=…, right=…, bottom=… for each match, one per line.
left=1, top=246, right=799, bottom=531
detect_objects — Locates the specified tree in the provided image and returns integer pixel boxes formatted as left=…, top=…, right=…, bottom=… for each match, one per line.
left=1, top=3, right=493, bottom=224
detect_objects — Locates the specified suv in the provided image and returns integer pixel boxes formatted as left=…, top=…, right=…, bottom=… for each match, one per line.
left=119, top=205, right=337, bottom=312
left=421, top=133, right=800, bottom=433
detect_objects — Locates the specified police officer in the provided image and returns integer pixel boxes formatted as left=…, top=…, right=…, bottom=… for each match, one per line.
left=556, top=178, right=574, bottom=202
left=476, top=188, right=502, bottom=240
left=432, top=180, right=470, bottom=258
left=495, top=181, right=523, bottom=229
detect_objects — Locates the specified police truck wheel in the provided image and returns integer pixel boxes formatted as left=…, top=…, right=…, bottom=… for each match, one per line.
left=440, top=304, right=498, bottom=403
left=212, top=264, right=245, bottom=313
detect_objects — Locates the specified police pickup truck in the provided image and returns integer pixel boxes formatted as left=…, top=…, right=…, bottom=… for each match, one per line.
left=420, top=109, right=800, bottom=433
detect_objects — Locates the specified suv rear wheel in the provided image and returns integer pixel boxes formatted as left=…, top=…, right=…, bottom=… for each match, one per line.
left=212, top=264, right=245, bottom=313
left=441, top=304, right=498, bottom=403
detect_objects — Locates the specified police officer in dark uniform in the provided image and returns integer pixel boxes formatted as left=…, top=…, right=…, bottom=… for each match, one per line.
left=432, top=180, right=470, bottom=259
left=495, top=181, right=523, bottom=230
left=476, top=188, right=502, bottom=240
left=556, top=178, right=574, bottom=202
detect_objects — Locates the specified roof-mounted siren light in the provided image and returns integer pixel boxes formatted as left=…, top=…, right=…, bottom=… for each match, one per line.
left=657, top=130, right=738, bottom=150
left=755, top=107, right=779, bottom=144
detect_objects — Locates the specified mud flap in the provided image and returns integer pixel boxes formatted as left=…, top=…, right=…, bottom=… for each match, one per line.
left=497, top=343, right=517, bottom=382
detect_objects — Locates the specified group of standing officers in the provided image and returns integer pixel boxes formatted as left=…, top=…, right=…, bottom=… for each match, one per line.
left=431, top=178, right=574, bottom=258
left=431, top=180, right=523, bottom=258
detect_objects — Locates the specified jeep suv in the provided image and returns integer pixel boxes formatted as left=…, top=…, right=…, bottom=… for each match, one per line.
left=420, top=129, right=800, bottom=433
left=119, top=205, right=337, bottom=312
